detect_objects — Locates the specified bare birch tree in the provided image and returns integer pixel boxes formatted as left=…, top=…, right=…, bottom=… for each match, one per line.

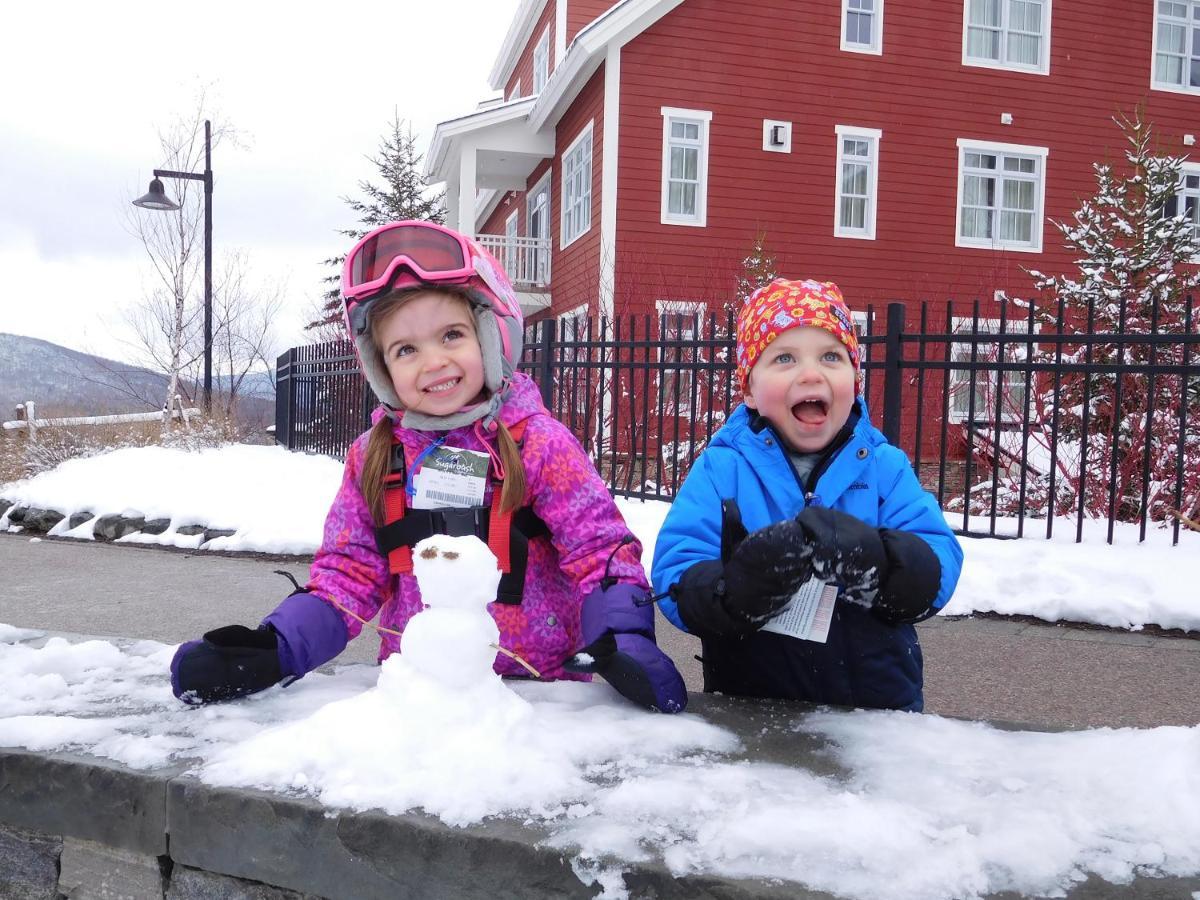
left=122, top=101, right=233, bottom=430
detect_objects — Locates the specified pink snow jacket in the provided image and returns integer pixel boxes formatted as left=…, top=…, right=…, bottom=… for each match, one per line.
left=305, top=373, right=648, bottom=681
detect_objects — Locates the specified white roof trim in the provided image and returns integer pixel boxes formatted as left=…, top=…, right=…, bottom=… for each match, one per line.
left=529, top=0, right=682, bottom=132
left=425, top=96, right=538, bottom=181
left=489, top=0, right=551, bottom=91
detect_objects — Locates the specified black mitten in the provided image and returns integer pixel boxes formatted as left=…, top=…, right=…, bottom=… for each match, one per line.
left=794, top=507, right=941, bottom=623
left=671, top=500, right=814, bottom=638
left=874, top=529, right=942, bottom=623
left=794, top=507, right=887, bottom=604
left=170, top=624, right=285, bottom=705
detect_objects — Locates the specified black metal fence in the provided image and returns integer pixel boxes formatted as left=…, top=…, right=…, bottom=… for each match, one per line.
left=277, top=298, right=1200, bottom=544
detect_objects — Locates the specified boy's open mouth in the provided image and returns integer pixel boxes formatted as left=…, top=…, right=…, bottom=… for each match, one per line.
left=792, top=399, right=828, bottom=425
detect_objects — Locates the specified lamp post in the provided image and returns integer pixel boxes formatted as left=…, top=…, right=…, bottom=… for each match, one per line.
left=133, top=119, right=213, bottom=412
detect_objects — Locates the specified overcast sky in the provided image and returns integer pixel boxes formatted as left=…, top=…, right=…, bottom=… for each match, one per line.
left=0, top=0, right=520, bottom=364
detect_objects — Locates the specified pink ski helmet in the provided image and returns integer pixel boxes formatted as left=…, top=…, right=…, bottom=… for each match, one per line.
left=341, top=220, right=525, bottom=416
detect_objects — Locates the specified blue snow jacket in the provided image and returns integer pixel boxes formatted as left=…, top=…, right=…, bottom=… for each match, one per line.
left=652, top=400, right=962, bottom=711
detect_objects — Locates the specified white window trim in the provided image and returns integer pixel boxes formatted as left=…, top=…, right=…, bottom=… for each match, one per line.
left=852, top=310, right=874, bottom=363
left=560, top=120, right=594, bottom=249
left=954, top=138, right=1048, bottom=253
left=841, top=0, right=884, bottom=55
left=656, top=299, right=707, bottom=417
left=503, top=210, right=519, bottom=276
left=526, top=169, right=553, bottom=283
left=1172, top=161, right=1200, bottom=263
left=660, top=107, right=713, bottom=227
left=1152, top=0, right=1200, bottom=95
left=557, top=302, right=590, bottom=336
left=834, top=125, right=882, bottom=240
left=527, top=169, right=552, bottom=235
left=961, top=0, right=1052, bottom=76
left=948, top=314, right=1039, bottom=424
left=507, top=79, right=521, bottom=101
left=533, top=25, right=551, bottom=94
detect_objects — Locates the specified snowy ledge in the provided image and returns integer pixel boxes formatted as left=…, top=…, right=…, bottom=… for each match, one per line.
left=2, top=629, right=1200, bottom=899
left=0, top=702, right=841, bottom=900
left=5, top=728, right=1200, bottom=900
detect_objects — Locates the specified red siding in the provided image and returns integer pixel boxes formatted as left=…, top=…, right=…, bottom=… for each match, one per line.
left=505, top=1, right=556, bottom=100
left=608, top=0, right=1198, bottom=458
left=567, top=0, right=621, bottom=45
left=548, top=64, right=606, bottom=318
left=613, top=0, right=1198, bottom=315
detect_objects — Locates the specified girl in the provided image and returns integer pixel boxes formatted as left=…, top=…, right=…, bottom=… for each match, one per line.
left=170, top=221, right=686, bottom=713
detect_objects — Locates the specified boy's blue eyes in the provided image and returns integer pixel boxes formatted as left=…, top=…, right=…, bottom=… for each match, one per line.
left=771, top=350, right=846, bottom=364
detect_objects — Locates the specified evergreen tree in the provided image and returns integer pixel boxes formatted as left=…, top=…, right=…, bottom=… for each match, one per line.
left=310, top=115, right=445, bottom=332
left=730, top=229, right=778, bottom=318
left=982, top=110, right=1200, bottom=524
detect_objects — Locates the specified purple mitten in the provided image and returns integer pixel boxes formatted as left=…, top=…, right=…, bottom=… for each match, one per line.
left=262, top=592, right=349, bottom=677
left=566, top=583, right=687, bottom=713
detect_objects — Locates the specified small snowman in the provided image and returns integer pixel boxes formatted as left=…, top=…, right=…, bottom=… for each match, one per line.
left=397, top=534, right=503, bottom=689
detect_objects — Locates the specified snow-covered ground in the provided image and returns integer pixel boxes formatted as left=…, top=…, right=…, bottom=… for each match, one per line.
left=3, top=443, right=1198, bottom=633
left=3, top=446, right=1200, bottom=898
left=2, top=626, right=1199, bottom=899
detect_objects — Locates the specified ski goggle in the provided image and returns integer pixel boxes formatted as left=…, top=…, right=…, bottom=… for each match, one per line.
left=342, top=221, right=475, bottom=303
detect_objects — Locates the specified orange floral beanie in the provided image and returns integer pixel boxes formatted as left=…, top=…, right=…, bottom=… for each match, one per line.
left=735, top=278, right=861, bottom=393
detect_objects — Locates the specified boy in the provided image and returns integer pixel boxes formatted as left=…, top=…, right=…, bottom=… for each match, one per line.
left=653, top=279, right=962, bottom=711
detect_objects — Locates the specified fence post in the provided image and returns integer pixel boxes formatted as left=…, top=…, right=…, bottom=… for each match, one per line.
left=537, top=318, right=555, bottom=409
left=285, top=349, right=298, bottom=449
left=881, top=302, right=905, bottom=445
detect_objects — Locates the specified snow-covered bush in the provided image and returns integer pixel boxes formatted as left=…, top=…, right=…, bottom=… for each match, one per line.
left=964, top=111, right=1200, bottom=526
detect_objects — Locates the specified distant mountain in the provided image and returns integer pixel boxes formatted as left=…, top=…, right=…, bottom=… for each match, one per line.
left=0, top=333, right=275, bottom=421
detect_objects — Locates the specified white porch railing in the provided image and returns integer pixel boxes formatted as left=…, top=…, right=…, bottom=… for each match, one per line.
left=475, top=234, right=551, bottom=288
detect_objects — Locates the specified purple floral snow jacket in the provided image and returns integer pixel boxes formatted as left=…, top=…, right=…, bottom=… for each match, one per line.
left=304, top=373, right=648, bottom=681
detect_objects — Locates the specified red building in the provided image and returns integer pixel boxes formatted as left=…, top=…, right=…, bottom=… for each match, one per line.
left=426, top=0, right=1200, bottom=322
left=425, top=0, right=1200, bottom=492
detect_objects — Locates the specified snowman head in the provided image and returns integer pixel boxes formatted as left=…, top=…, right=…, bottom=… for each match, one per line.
left=411, top=534, right=502, bottom=612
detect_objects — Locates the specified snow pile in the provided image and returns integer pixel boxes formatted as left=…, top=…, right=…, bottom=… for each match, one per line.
left=0, top=444, right=341, bottom=555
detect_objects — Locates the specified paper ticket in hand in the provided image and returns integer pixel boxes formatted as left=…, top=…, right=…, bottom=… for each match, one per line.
left=760, top=577, right=838, bottom=644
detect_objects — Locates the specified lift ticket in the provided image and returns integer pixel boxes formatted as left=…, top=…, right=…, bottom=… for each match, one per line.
left=411, top=446, right=490, bottom=510
left=760, top=577, right=838, bottom=643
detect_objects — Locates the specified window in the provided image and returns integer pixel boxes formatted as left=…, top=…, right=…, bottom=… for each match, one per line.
left=963, top=0, right=1051, bottom=74
left=949, top=314, right=1036, bottom=424
left=852, top=310, right=875, bottom=366
left=561, top=122, right=593, bottom=248
left=556, top=304, right=592, bottom=429
left=955, top=139, right=1047, bottom=252
left=503, top=211, right=519, bottom=281
left=842, top=0, right=883, bottom=54
left=508, top=79, right=521, bottom=101
left=1155, top=1, right=1200, bottom=92
left=657, top=300, right=706, bottom=417
left=1164, top=162, right=1200, bottom=258
left=834, top=125, right=882, bottom=239
left=526, top=171, right=551, bottom=284
left=660, top=107, right=712, bottom=226
left=557, top=303, right=589, bottom=338
left=533, top=26, right=551, bottom=93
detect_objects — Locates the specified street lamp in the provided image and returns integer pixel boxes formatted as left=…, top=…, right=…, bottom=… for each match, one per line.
left=133, top=119, right=214, bottom=412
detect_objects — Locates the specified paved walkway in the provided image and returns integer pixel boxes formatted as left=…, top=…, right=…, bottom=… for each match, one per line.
left=3, top=533, right=1197, bottom=729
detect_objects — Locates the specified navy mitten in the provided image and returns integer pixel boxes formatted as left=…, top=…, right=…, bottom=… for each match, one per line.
left=170, top=624, right=286, bottom=705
